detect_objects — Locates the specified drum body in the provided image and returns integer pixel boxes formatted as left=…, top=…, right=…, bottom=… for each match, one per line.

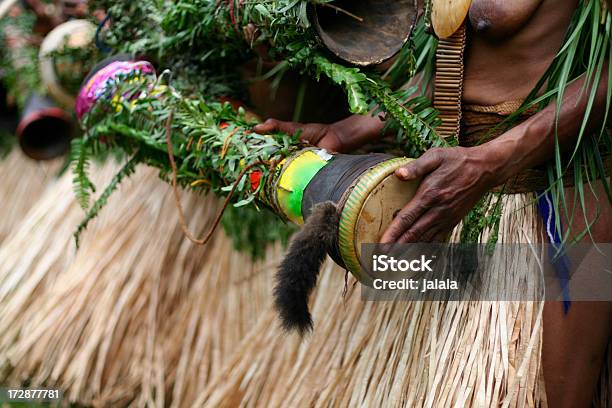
left=309, top=0, right=418, bottom=66
left=17, top=94, right=72, bottom=160
left=39, top=19, right=96, bottom=108
left=274, top=149, right=418, bottom=284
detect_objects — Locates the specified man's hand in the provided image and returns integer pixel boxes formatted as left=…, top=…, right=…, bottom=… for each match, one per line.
left=253, top=119, right=347, bottom=152
left=380, top=145, right=504, bottom=243
left=253, top=114, right=387, bottom=153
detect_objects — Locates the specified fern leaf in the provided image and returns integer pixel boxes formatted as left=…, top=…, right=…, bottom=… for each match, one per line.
left=74, top=154, right=140, bottom=247
left=70, top=137, right=96, bottom=210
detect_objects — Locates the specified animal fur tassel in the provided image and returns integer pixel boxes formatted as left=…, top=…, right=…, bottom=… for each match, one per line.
left=274, top=201, right=339, bottom=334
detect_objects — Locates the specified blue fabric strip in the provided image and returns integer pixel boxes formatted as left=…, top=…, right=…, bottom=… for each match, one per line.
left=536, top=191, right=571, bottom=313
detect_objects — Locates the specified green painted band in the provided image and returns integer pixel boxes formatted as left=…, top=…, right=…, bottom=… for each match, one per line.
left=276, top=150, right=330, bottom=224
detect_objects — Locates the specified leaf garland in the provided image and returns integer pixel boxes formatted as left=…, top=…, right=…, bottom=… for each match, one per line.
left=90, top=0, right=445, bottom=152
left=74, top=69, right=300, bottom=238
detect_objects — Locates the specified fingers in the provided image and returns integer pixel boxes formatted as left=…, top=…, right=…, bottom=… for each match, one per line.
left=253, top=120, right=331, bottom=148
left=253, top=119, right=300, bottom=135
left=395, top=148, right=444, bottom=181
left=381, top=149, right=449, bottom=243
left=380, top=188, right=435, bottom=243
left=397, top=210, right=442, bottom=243
left=299, top=125, right=329, bottom=147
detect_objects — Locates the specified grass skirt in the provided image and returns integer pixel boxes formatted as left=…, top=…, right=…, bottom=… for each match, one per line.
left=0, top=161, right=280, bottom=406
left=193, top=194, right=548, bottom=407
left=0, top=151, right=61, bottom=243
left=0, top=161, right=608, bottom=406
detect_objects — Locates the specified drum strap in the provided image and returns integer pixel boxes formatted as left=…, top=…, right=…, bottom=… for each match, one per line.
left=433, top=23, right=467, bottom=142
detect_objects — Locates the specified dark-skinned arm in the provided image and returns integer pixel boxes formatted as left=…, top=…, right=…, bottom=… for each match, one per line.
left=253, top=112, right=385, bottom=153
left=381, top=65, right=610, bottom=243
left=253, top=71, right=432, bottom=151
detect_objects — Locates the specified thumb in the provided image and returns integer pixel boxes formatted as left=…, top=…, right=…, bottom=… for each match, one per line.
left=395, top=149, right=444, bottom=180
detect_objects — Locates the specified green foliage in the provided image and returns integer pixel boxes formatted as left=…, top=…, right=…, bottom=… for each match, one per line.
left=70, top=136, right=96, bottom=210
left=0, top=8, right=42, bottom=109
left=310, top=55, right=371, bottom=114
left=89, top=0, right=442, bottom=146
left=375, top=19, right=445, bottom=156
left=76, top=70, right=295, bottom=208
left=384, top=17, right=437, bottom=91
left=374, top=86, right=446, bottom=156
left=73, top=69, right=306, bottom=254
left=221, top=205, right=297, bottom=259
left=74, top=153, right=140, bottom=246
left=459, top=193, right=503, bottom=247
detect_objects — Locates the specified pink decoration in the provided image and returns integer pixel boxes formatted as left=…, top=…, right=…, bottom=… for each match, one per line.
left=75, top=60, right=156, bottom=119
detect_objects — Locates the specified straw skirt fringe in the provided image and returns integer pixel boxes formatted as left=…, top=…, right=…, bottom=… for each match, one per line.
left=0, top=150, right=61, bottom=243
left=0, top=167, right=608, bottom=406
left=192, top=193, right=548, bottom=407
left=0, top=162, right=281, bottom=406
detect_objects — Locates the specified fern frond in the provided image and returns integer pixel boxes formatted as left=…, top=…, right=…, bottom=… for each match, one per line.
left=311, top=55, right=371, bottom=114
left=374, top=87, right=446, bottom=154
left=74, top=154, right=140, bottom=247
left=70, top=137, right=96, bottom=210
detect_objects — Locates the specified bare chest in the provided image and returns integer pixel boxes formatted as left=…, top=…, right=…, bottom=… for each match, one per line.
left=468, top=0, right=544, bottom=38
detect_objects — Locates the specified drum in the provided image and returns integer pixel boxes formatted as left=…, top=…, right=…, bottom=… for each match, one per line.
left=39, top=19, right=96, bottom=108
left=272, top=148, right=418, bottom=284
left=309, top=0, right=418, bottom=66
left=17, top=94, right=72, bottom=160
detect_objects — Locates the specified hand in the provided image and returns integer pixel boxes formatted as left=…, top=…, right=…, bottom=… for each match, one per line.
left=253, top=119, right=348, bottom=152
left=380, top=145, right=505, bottom=243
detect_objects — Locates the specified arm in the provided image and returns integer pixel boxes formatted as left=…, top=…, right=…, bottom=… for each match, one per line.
left=253, top=113, right=385, bottom=153
left=253, top=66, right=431, bottom=151
left=381, top=65, right=610, bottom=243
left=485, top=66, right=609, bottom=184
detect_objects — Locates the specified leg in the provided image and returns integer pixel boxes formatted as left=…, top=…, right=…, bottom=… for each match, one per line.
left=543, top=180, right=612, bottom=407
left=543, top=302, right=612, bottom=407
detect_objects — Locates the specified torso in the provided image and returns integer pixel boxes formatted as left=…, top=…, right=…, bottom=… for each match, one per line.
left=462, top=0, right=612, bottom=245
left=462, top=0, right=578, bottom=105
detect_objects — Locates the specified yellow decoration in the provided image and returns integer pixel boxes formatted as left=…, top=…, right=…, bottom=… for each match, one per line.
left=431, top=0, right=472, bottom=39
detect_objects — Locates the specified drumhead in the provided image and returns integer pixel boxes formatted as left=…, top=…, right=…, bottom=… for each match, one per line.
left=338, top=157, right=418, bottom=283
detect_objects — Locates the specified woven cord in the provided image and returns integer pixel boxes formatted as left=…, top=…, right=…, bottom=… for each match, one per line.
left=434, top=23, right=467, bottom=141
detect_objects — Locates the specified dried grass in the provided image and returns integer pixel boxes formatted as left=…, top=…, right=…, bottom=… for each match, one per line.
left=0, top=161, right=278, bottom=406
left=193, top=194, right=548, bottom=408
left=0, top=166, right=608, bottom=407
left=0, top=150, right=61, bottom=243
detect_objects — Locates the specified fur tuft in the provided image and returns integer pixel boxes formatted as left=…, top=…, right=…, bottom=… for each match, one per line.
left=274, top=201, right=339, bottom=335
